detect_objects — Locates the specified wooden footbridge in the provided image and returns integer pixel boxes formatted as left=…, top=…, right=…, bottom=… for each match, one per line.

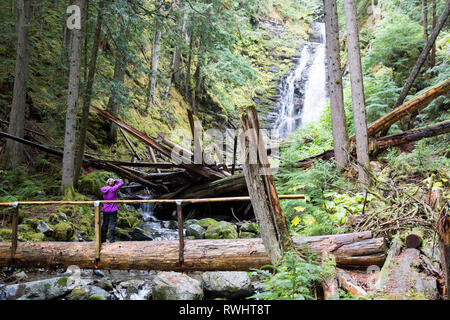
left=0, top=195, right=387, bottom=271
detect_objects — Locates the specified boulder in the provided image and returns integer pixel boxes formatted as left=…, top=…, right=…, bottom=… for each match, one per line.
left=184, top=219, right=199, bottom=228
left=119, top=280, right=146, bottom=295
left=37, top=221, right=53, bottom=237
left=152, top=272, right=203, bottom=300
left=205, top=221, right=238, bottom=239
left=87, top=286, right=113, bottom=300
left=197, top=218, right=218, bottom=229
left=52, top=222, right=74, bottom=241
left=186, top=224, right=206, bottom=239
left=240, top=222, right=259, bottom=234
left=67, top=288, right=89, bottom=300
left=130, top=227, right=153, bottom=241
left=0, top=277, right=72, bottom=300
left=201, top=272, right=253, bottom=299
left=239, top=231, right=258, bottom=238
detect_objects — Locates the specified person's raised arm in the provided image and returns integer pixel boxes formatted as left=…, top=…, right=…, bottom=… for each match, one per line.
left=109, top=179, right=124, bottom=192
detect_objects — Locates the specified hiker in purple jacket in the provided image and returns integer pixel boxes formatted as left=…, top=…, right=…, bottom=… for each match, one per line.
left=100, top=178, right=123, bottom=243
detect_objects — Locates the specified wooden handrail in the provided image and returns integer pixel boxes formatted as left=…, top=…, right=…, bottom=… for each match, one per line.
left=0, top=194, right=305, bottom=269
left=0, top=194, right=305, bottom=207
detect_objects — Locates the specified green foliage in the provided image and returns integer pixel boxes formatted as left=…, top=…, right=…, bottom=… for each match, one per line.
left=275, top=160, right=350, bottom=236
left=0, top=166, right=60, bottom=202
left=380, top=135, right=450, bottom=176
left=249, top=250, right=334, bottom=300
left=363, top=7, right=423, bottom=86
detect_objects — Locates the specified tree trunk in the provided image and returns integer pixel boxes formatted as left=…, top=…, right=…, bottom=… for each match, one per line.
left=0, top=232, right=385, bottom=270
left=61, top=0, right=84, bottom=195
left=438, top=208, right=450, bottom=299
left=73, top=0, right=104, bottom=186
left=422, top=0, right=429, bottom=71
left=185, top=29, right=193, bottom=101
left=430, top=0, right=437, bottom=68
left=241, top=107, right=295, bottom=265
left=323, top=0, right=349, bottom=167
left=344, top=0, right=370, bottom=186
left=4, top=0, right=31, bottom=169
left=148, top=28, right=162, bottom=112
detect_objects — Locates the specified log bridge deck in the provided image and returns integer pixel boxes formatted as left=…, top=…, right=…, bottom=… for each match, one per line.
left=0, top=195, right=387, bottom=271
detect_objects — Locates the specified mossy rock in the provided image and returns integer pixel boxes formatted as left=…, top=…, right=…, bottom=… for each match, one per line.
left=49, top=213, right=69, bottom=225
left=240, top=222, right=259, bottom=234
left=239, top=231, right=258, bottom=238
left=68, top=288, right=89, bottom=300
left=205, top=221, right=238, bottom=239
left=197, top=218, right=219, bottom=229
left=52, top=222, right=75, bottom=241
left=19, top=231, right=46, bottom=242
left=23, top=217, right=40, bottom=231
left=78, top=171, right=115, bottom=198
left=0, top=228, right=12, bottom=240
left=18, top=224, right=32, bottom=233
left=89, top=294, right=106, bottom=300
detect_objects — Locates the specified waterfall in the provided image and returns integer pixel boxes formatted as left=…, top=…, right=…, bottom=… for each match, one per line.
left=275, top=22, right=327, bottom=138
left=139, top=194, right=156, bottom=222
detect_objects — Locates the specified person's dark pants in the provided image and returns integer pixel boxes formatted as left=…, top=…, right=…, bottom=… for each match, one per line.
left=101, top=211, right=117, bottom=243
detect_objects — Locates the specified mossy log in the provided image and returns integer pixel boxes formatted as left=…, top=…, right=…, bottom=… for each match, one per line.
left=0, top=232, right=385, bottom=270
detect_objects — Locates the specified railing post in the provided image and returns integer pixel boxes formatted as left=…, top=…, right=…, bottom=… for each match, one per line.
left=93, top=201, right=101, bottom=262
left=176, top=200, right=184, bottom=266
left=11, top=202, right=19, bottom=259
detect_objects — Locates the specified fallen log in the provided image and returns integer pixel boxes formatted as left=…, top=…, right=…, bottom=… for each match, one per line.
left=93, top=106, right=225, bottom=181
left=0, top=232, right=385, bottom=270
left=0, top=131, right=166, bottom=190
left=296, top=119, right=450, bottom=168
left=365, top=78, right=450, bottom=138
left=160, top=173, right=247, bottom=199
left=373, top=120, right=450, bottom=153
left=337, top=269, right=367, bottom=297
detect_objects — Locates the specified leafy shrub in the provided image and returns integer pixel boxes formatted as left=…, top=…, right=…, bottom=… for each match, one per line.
left=249, top=250, right=334, bottom=300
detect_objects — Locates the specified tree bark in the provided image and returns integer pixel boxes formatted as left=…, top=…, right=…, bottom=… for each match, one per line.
left=344, top=0, right=370, bottom=186
left=438, top=208, right=450, bottom=298
left=0, top=232, right=385, bottom=270
left=74, top=0, right=104, bottom=186
left=430, top=0, right=437, bottom=68
left=61, top=0, right=85, bottom=195
left=148, top=28, right=162, bottom=112
left=323, top=0, right=349, bottom=167
left=373, top=120, right=450, bottom=152
left=241, top=107, right=295, bottom=265
left=422, top=0, right=429, bottom=71
left=4, top=0, right=31, bottom=169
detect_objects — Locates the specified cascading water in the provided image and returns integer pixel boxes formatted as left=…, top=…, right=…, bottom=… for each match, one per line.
left=138, top=194, right=180, bottom=241
left=275, top=22, right=328, bottom=138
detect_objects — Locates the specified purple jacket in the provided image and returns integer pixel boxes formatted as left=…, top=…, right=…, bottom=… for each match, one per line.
left=100, top=179, right=123, bottom=212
